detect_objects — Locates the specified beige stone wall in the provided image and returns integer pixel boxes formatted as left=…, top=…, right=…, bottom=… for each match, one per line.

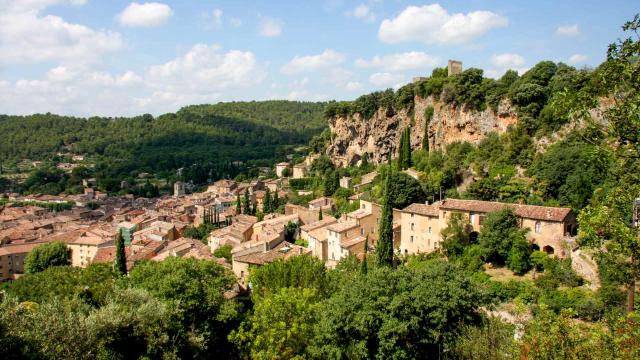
left=69, top=243, right=99, bottom=268
left=0, top=253, right=27, bottom=280
left=292, top=167, right=307, bottom=179
left=232, top=260, right=250, bottom=286
left=437, top=208, right=574, bottom=258
left=354, top=201, right=381, bottom=243
left=400, top=212, right=441, bottom=255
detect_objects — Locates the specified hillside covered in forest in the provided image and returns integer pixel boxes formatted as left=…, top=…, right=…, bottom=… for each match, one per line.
left=0, top=101, right=327, bottom=194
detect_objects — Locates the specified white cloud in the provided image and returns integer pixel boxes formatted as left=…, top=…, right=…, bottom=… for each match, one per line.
left=379, top=4, right=508, bottom=44
left=0, top=0, right=122, bottom=65
left=211, top=9, right=223, bottom=28
left=486, top=54, right=528, bottom=79
left=117, top=2, right=173, bottom=27
left=490, top=53, right=525, bottom=68
left=349, top=4, right=376, bottom=22
left=345, top=81, right=363, bottom=92
left=355, top=52, right=439, bottom=72
left=0, top=44, right=266, bottom=116
left=369, top=72, right=405, bottom=88
left=258, top=16, right=283, bottom=37
left=556, top=24, right=580, bottom=37
left=281, top=50, right=345, bottom=74
left=229, top=17, right=242, bottom=27
left=567, top=54, right=588, bottom=65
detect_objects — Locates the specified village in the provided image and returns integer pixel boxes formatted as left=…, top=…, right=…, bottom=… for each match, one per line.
left=0, top=156, right=585, bottom=288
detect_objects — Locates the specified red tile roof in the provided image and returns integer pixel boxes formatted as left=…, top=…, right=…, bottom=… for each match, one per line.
left=439, top=199, right=572, bottom=222
left=402, top=203, right=439, bottom=217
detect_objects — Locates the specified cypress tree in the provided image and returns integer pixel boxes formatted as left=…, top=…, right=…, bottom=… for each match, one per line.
left=404, top=127, right=412, bottom=168
left=376, top=173, right=395, bottom=267
left=243, top=189, right=251, bottom=215
left=361, top=235, right=369, bottom=275
left=318, top=207, right=323, bottom=220
left=397, top=132, right=405, bottom=170
left=236, top=193, right=241, bottom=214
left=114, top=229, right=127, bottom=275
left=273, top=191, right=280, bottom=212
left=264, top=188, right=272, bottom=213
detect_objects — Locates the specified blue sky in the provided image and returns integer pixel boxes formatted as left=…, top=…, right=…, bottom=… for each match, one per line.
left=0, top=0, right=637, bottom=116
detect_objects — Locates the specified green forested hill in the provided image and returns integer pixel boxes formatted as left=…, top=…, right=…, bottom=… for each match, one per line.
left=0, top=101, right=327, bottom=193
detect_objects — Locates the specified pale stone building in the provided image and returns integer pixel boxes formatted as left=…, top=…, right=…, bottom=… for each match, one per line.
left=400, top=203, right=441, bottom=256
left=275, top=162, right=290, bottom=178
left=292, top=164, right=308, bottom=179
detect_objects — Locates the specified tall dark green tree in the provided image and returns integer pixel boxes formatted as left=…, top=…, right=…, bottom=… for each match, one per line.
left=114, top=229, right=127, bottom=275
left=236, top=193, right=242, bottom=214
left=403, top=127, right=412, bottom=168
left=318, top=208, right=323, bottom=220
left=376, top=173, right=395, bottom=267
left=243, top=189, right=251, bottom=215
left=361, top=235, right=369, bottom=275
left=273, top=191, right=280, bottom=211
left=397, top=132, right=405, bottom=170
left=323, top=170, right=339, bottom=196
left=423, top=106, right=434, bottom=151
left=264, top=188, right=272, bottom=213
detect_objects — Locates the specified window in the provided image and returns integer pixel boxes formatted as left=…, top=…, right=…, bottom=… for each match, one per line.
left=411, top=213, right=414, bottom=218
left=360, top=228, right=364, bottom=235
left=535, top=221, right=541, bottom=233
left=428, top=226, right=432, bottom=234
left=410, top=235, right=414, bottom=243
left=470, top=212, right=476, bottom=224
left=411, top=223, right=414, bottom=231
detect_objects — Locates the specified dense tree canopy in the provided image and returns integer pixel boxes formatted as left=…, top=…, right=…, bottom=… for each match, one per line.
left=24, top=241, right=70, bottom=274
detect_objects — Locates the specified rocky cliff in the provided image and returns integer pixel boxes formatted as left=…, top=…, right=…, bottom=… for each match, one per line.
left=326, top=96, right=518, bottom=167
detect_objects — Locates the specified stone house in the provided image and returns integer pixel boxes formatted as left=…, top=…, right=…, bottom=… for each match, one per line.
left=275, top=162, right=290, bottom=178
left=232, top=241, right=307, bottom=286
left=0, top=242, right=44, bottom=280
left=292, top=164, right=308, bottom=179
left=399, top=203, right=441, bottom=256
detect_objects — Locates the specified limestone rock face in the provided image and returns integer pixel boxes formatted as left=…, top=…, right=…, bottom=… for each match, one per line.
left=326, top=96, right=518, bottom=167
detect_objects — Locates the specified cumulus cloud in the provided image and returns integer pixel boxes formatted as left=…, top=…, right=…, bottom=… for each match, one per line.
left=0, top=0, right=122, bottom=65
left=117, top=2, right=173, bottom=27
left=345, top=81, right=364, bottom=92
left=281, top=50, right=345, bottom=74
left=355, top=52, right=439, bottom=72
left=556, top=24, right=580, bottom=37
left=369, top=72, right=405, bottom=88
left=0, top=44, right=266, bottom=116
left=258, top=15, right=283, bottom=37
left=348, top=4, right=376, bottom=22
left=490, top=53, right=525, bottom=68
left=568, top=54, right=588, bottom=65
left=211, top=9, right=223, bottom=28
left=379, top=4, right=508, bottom=44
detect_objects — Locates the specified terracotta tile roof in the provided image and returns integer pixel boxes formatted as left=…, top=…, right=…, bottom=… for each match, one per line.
left=152, top=238, right=212, bottom=261
left=439, top=199, right=572, bottom=222
left=309, top=197, right=334, bottom=207
left=308, top=227, right=329, bottom=242
left=340, top=235, right=366, bottom=249
left=92, top=246, right=117, bottom=263
left=300, top=216, right=337, bottom=232
left=0, top=242, right=47, bottom=256
left=402, top=203, right=439, bottom=217
left=327, top=220, right=358, bottom=233
left=233, top=241, right=307, bottom=265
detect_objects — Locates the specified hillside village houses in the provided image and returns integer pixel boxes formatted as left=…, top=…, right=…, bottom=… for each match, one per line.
left=0, top=155, right=580, bottom=288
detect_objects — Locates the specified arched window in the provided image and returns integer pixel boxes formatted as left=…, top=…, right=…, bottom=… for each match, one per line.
left=535, top=221, right=541, bottom=233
